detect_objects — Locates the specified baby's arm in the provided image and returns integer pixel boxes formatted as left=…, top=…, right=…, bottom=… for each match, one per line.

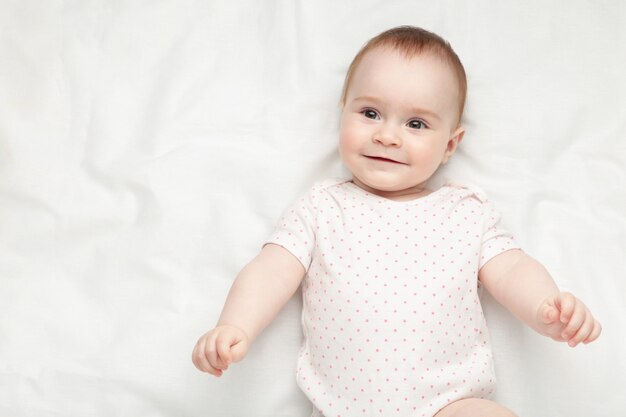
left=478, top=249, right=602, bottom=347
left=192, top=243, right=305, bottom=376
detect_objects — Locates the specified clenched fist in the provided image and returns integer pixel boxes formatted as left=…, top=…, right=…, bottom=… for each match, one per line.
left=537, top=292, right=602, bottom=347
left=192, top=325, right=250, bottom=376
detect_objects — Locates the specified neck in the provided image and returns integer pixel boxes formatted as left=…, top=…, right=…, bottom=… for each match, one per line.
left=351, top=177, right=432, bottom=201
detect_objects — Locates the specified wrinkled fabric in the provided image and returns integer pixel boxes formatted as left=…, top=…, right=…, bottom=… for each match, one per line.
left=0, top=1, right=624, bottom=417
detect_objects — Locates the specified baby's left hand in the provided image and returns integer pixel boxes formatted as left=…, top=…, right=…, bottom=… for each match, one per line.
left=537, top=292, right=602, bottom=347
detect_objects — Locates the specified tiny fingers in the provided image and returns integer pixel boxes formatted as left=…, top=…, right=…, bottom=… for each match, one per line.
left=549, top=292, right=604, bottom=348
left=556, top=292, right=577, bottom=324
left=558, top=296, right=602, bottom=348
left=191, top=336, right=209, bottom=370
left=205, top=335, right=222, bottom=372
left=561, top=302, right=586, bottom=342
left=192, top=326, right=249, bottom=377
left=192, top=336, right=223, bottom=377
left=566, top=313, right=594, bottom=347
left=216, top=335, right=233, bottom=367
left=583, top=320, right=602, bottom=345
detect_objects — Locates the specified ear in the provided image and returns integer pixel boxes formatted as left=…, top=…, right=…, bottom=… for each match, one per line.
left=441, top=126, right=465, bottom=164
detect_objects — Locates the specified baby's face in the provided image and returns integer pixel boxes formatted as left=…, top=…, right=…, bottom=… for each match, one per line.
left=339, top=47, right=464, bottom=199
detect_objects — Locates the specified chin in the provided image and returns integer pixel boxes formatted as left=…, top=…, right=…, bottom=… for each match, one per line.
left=367, top=182, right=402, bottom=192
left=356, top=175, right=405, bottom=192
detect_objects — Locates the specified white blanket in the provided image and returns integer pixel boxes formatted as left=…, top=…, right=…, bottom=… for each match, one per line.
left=1, top=1, right=624, bottom=416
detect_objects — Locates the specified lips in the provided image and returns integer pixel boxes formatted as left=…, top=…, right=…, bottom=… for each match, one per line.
left=364, top=155, right=406, bottom=164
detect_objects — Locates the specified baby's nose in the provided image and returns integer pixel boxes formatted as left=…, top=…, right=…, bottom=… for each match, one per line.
left=372, top=125, right=401, bottom=146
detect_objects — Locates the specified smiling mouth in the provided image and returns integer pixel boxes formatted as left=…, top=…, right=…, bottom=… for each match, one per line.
left=364, top=155, right=405, bottom=164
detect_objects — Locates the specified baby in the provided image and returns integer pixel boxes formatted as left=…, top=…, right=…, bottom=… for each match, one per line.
left=192, top=26, right=602, bottom=417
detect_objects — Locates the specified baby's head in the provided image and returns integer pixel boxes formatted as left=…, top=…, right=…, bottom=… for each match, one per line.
left=340, top=26, right=467, bottom=125
left=338, top=26, right=468, bottom=200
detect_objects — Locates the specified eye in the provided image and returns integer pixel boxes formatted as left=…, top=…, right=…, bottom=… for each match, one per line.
left=407, top=119, right=427, bottom=129
left=361, top=109, right=380, bottom=120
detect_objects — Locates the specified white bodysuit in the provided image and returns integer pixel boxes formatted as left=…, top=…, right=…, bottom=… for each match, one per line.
left=266, top=179, right=520, bottom=417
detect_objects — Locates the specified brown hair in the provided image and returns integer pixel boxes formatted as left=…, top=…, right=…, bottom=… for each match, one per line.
left=340, top=26, right=467, bottom=124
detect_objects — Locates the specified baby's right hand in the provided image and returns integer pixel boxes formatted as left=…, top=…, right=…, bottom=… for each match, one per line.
left=192, top=325, right=249, bottom=377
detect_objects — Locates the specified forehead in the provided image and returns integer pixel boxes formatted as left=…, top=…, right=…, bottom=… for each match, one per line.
left=347, top=47, right=460, bottom=119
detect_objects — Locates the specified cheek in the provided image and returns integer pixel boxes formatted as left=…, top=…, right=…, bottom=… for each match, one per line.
left=338, top=121, right=361, bottom=156
left=407, top=140, right=445, bottom=166
left=338, top=131, right=354, bottom=166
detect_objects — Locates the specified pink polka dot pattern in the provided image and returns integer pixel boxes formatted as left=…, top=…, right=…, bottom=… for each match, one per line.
left=266, top=179, right=520, bottom=417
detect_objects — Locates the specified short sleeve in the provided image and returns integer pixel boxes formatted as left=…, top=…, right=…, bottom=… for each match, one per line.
left=478, top=197, right=521, bottom=270
left=264, top=188, right=317, bottom=272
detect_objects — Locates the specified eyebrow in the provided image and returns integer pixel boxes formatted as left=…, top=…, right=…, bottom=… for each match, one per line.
left=352, top=96, right=441, bottom=121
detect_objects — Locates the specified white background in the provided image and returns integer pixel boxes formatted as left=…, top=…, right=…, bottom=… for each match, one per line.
left=1, top=1, right=625, bottom=416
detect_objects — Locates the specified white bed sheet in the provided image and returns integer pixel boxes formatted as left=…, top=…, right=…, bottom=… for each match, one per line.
left=1, top=1, right=625, bottom=416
